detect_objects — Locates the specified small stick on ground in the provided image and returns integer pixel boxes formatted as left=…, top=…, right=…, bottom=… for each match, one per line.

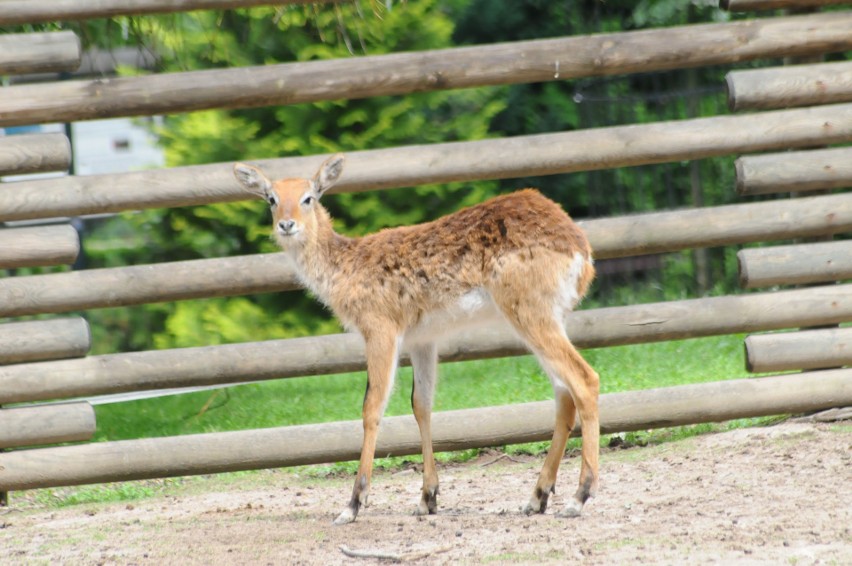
left=789, top=407, right=852, bottom=423
left=339, top=544, right=452, bottom=562
left=479, top=452, right=525, bottom=468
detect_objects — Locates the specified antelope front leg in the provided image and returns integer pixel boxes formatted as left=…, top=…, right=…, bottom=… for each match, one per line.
left=410, top=343, right=439, bottom=516
left=334, top=330, right=400, bottom=525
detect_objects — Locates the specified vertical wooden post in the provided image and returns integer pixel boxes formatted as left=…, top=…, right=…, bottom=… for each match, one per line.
left=686, top=67, right=709, bottom=294
left=782, top=6, right=841, bottom=384
left=0, top=405, right=6, bottom=507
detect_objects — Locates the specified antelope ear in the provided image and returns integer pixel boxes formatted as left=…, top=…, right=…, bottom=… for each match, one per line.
left=233, top=162, right=272, bottom=198
left=312, top=153, right=345, bottom=197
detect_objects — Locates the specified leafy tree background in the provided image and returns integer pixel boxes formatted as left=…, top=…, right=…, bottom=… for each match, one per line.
left=80, top=1, right=508, bottom=353
left=2, top=0, right=846, bottom=355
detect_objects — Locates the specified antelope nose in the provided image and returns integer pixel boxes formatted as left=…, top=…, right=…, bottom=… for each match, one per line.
left=278, top=220, right=296, bottom=233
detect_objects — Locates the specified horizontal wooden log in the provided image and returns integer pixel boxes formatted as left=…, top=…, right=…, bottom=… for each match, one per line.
left=0, top=253, right=298, bottom=318
left=0, top=402, right=95, bottom=449
left=738, top=240, right=852, bottom=288
left=1, top=283, right=850, bottom=404
left=727, top=60, right=852, bottom=111
left=0, top=224, right=80, bottom=269
left=2, top=12, right=852, bottom=128
left=735, top=146, right=852, bottom=196
left=2, top=103, right=852, bottom=223
left=1, top=368, right=849, bottom=490
left=0, top=192, right=849, bottom=318
left=0, top=31, right=81, bottom=76
left=0, top=133, right=71, bottom=176
left=0, top=318, right=91, bottom=365
left=0, top=0, right=315, bottom=24
left=580, top=192, right=851, bottom=259
left=721, top=0, right=850, bottom=11
left=9, top=47, right=159, bottom=85
left=745, top=328, right=852, bottom=372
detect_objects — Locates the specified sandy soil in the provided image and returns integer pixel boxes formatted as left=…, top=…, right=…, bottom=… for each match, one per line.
left=2, top=421, right=850, bottom=565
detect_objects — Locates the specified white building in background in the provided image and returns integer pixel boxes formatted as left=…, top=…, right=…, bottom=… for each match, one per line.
left=1, top=116, right=165, bottom=179
left=70, top=116, right=165, bottom=176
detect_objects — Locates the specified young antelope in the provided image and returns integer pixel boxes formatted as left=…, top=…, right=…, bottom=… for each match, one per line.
left=234, top=154, right=600, bottom=524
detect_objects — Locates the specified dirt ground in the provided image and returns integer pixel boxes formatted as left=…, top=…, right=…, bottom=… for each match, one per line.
left=2, top=420, right=850, bottom=565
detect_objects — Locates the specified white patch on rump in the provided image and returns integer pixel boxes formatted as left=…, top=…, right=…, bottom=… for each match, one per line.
left=404, top=252, right=591, bottom=350
left=403, top=288, right=504, bottom=348
left=377, top=336, right=403, bottom=415
left=554, top=251, right=590, bottom=322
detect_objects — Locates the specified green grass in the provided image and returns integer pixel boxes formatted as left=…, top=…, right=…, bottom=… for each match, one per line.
left=31, top=482, right=157, bottom=508
left=22, top=334, right=775, bottom=508
left=94, top=333, right=751, bottom=442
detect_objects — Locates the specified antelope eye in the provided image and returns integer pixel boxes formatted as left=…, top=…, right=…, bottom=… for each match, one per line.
left=301, top=195, right=314, bottom=207
left=267, top=194, right=278, bottom=207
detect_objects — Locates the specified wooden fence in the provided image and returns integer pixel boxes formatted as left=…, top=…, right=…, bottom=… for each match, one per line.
left=738, top=240, right=852, bottom=288
left=0, top=1, right=850, bottom=494
left=1, top=283, right=850, bottom=407
left=735, top=146, right=852, bottom=195
left=2, top=11, right=851, bottom=128
left=0, top=193, right=849, bottom=317
left=0, top=0, right=318, bottom=25
left=721, top=0, right=850, bottom=11
left=2, top=103, right=852, bottom=222
left=0, top=132, right=71, bottom=176
left=745, top=328, right=852, bottom=373
left=2, top=368, right=849, bottom=491
left=726, top=60, right=852, bottom=111
left=0, top=225, right=80, bottom=270
left=0, top=31, right=80, bottom=75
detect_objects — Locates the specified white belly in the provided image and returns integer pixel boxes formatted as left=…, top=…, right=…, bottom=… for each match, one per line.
left=403, top=288, right=507, bottom=348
